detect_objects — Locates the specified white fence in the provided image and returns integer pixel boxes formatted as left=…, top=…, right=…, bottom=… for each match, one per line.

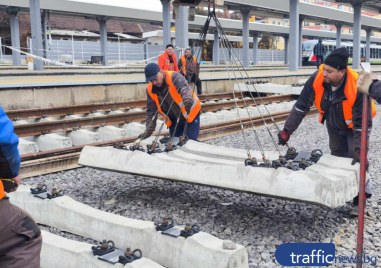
left=0, top=39, right=285, bottom=65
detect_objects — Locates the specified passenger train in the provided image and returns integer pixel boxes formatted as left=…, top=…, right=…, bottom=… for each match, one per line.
left=302, top=39, right=381, bottom=65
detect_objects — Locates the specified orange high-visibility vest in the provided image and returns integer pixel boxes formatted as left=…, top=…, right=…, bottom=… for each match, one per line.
left=147, top=71, right=201, bottom=127
left=0, top=181, right=5, bottom=199
left=313, top=64, right=376, bottom=128
left=180, top=55, right=197, bottom=74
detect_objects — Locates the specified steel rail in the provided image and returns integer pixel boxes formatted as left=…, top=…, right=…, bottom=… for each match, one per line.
left=20, top=109, right=318, bottom=178
left=14, top=95, right=293, bottom=137
left=7, top=92, right=249, bottom=120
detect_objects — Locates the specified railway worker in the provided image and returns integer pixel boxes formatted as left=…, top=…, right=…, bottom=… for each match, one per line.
left=178, top=48, right=202, bottom=95
left=0, top=106, right=42, bottom=267
left=158, top=44, right=179, bottom=72
left=313, top=39, right=326, bottom=69
left=139, top=62, right=201, bottom=141
left=357, top=71, right=381, bottom=104
left=277, top=47, right=376, bottom=214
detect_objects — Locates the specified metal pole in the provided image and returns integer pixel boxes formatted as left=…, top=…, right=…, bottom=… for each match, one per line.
left=118, top=35, right=121, bottom=64
left=0, top=37, right=2, bottom=61
left=356, top=94, right=369, bottom=268
left=71, top=33, right=75, bottom=65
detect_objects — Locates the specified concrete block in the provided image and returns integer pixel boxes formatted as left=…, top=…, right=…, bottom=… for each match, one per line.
left=13, top=119, right=32, bottom=126
left=215, top=110, right=238, bottom=122
left=64, top=114, right=83, bottom=120
left=95, top=126, right=129, bottom=140
left=108, top=110, right=125, bottom=115
left=121, top=122, right=146, bottom=137
left=200, top=112, right=219, bottom=125
left=10, top=187, right=248, bottom=268
left=68, top=129, right=102, bottom=146
left=126, top=108, right=144, bottom=114
left=78, top=140, right=360, bottom=208
left=18, top=138, right=39, bottom=155
left=40, top=231, right=164, bottom=268
left=35, top=133, right=72, bottom=151
left=85, top=112, right=106, bottom=118
left=234, top=83, right=303, bottom=95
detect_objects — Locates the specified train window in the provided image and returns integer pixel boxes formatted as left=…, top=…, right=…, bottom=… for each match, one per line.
left=361, top=48, right=364, bottom=58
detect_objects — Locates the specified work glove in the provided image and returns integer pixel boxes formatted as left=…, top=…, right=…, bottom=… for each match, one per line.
left=184, top=100, right=193, bottom=114
left=277, top=130, right=290, bottom=146
left=357, top=72, right=374, bottom=95
left=351, top=148, right=369, bottom=170
left=1, top=175, right=21, bottom=193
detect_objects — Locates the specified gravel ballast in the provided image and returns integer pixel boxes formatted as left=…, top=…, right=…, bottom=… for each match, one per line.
left=23, top=112, right=381, bottom=267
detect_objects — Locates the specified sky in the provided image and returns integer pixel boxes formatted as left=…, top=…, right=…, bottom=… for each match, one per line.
left=65, top=0, right=163, bottom=12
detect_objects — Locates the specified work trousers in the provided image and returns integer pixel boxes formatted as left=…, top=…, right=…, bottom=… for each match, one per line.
left=170, top=114, right=200, bottom=141
left=0, top=198, right=42, bottom=268
left=327, top=125, right=372, bottom=196
left=316, top=56, right=324, bottom=69
left=185, top=74, right=202, bottom=95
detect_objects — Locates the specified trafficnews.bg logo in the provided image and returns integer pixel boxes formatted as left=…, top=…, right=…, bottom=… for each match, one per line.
left=275, top=243, right=377, bottom=266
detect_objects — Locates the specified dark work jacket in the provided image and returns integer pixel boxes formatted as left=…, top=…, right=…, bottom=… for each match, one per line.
left=284, top=71, right=372, bottom=150
left=369, top=80, right=381, bottom=104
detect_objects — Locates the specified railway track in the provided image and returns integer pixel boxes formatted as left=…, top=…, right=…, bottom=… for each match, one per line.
left=12, top=93, right=304, bottom=178
left=20, top=109, right=318, bottom=178
left=13, top=94, right=293, bottom=137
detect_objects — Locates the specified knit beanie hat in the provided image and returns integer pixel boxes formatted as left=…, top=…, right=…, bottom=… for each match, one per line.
left=324, top=47, right=349, bottom=70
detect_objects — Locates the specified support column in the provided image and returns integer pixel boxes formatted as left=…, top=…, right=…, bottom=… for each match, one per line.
left=352, top=2, right=362, bottom=69
left=6, top=7, right=21, bottom=66
left=241, top=8, right=250, bottom=68
left=284, top=35, right=289, bottom=65
left=252, top=33, right=258, bottom=65
left=213, top=30, right=220, bottom=65
left=41, top=10, right=50, bottom=60
left=299, top=16, right=304, bottom=67
left=289, top=0, right=299, bottom=71
left=29, top=0, right=44, bottom=70
left=161, top=0, right=171, bottom=46
left=174, top=5, right=189, bottom=49
left=96, top=16, right=108, bottom=66
left=336, top=24, right=342, bottom=48
left=365, top=28, right=371, bottom=63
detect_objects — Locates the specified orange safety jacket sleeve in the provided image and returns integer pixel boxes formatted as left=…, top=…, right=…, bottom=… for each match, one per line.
left=170, top=72, right=196, bottom=112
left=283, top=72, right=317, bottom=135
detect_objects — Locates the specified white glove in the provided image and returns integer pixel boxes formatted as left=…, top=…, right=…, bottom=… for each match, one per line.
left=357, top=72, right=374, bottom=95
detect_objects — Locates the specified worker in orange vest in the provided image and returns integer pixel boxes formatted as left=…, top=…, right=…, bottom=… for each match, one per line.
left=0, top=106, right=42, bottom=267
left=158, top=44, right=179, bottom=72
left=277, top=47, right=376, bottom=215
left=139, top=63, right=201, bottom=141
left=178, top=48, right=202, bottom=94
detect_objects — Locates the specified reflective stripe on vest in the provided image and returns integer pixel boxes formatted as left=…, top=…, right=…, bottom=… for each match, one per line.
left=0, top=180, right=5, bottom=199
left=312, top=65, right=376, bottom=128
left=147, top=71, right=201, bottom=125
left=180, top=55, right=197, bottom=74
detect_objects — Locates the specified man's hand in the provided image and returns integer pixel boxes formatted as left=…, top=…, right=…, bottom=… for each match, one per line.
left=278, top=130, right=290, bottom=146
left=357, top=72, right=374, bottom=95
left=137, top=133, right=146, bottom=140
left=184, top=100, right=193, bottom=113
left=1, top=175, right=21, bottom=193
left=351, top=148, right=369, bottom=170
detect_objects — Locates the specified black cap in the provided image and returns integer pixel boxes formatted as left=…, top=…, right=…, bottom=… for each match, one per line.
left=144, top=63, right=161, bottom=82
left=324, top=47, right=349, bottom=70
left=166, top=44, right=174, bottom=49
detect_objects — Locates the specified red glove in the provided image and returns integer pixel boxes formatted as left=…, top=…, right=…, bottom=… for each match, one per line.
left=278, top=130, right=290, bottom=145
